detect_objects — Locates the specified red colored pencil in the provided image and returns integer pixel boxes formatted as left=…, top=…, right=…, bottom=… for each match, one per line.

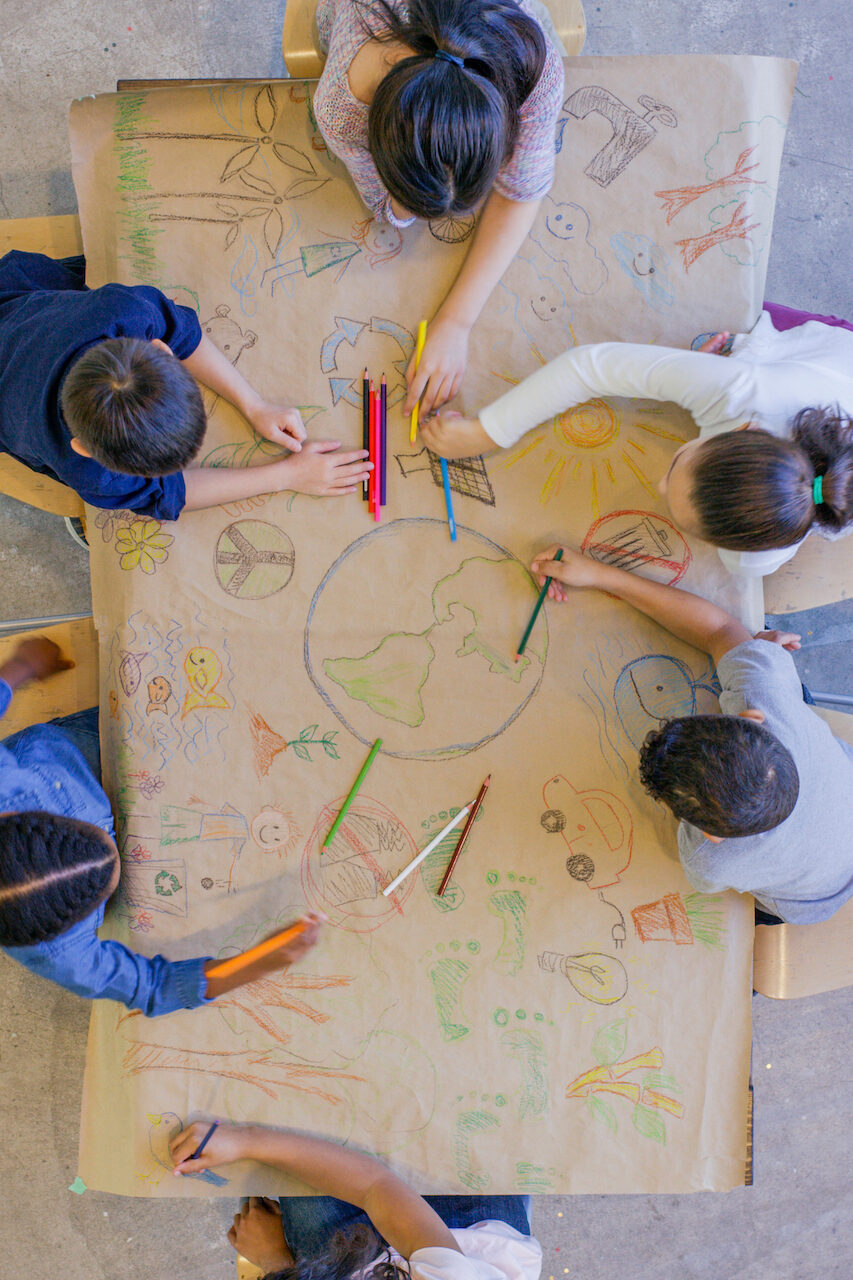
left=437, top=774, right=491, bottom=897
left=373, top=387, right=382, bottom=522
left=361, top=367, right=370, bottom=501
left=367, top=379, right=376, bottom=509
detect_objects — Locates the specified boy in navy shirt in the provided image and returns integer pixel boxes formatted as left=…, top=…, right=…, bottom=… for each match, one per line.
left=0, top=636, right=322, bottom=1014
left=0, top=251, right=370, bottom=517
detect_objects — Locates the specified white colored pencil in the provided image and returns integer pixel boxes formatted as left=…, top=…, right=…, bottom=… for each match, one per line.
left=381, top=803, right=472, bottom=897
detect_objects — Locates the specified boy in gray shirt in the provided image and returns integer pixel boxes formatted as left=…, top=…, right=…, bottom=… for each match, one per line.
left=529, top=544, right=853, bottom=924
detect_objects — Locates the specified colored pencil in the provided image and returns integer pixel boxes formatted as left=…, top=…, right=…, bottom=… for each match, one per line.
left=439, top=457, right=456, bottom=541
left=380, top=373, right=387, bottom=506
left=437, top=774, right=490, bottom=897
left=190, top=1122, right=219, bottom=1160
left=367, top=379, right=376, bottom=509
left=361, top=367, right=370, bottom=500
left=382, top=803, right=472, bottom=897
left=205, top=920, right=308, bottom=981
left=321, top=738, right=383, bottom=852
left=516, top=547, right=563, bottom=662
left=409, top=319, right=427, bottom=443
left=373, top=387, right=382, bottom=522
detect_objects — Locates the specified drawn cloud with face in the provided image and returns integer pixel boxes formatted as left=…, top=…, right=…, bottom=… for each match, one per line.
left=529, top=199, right=609, bottom=296
left=496, top=248, right=574, bottom=353
left=609, top=233, right=675, bottom=312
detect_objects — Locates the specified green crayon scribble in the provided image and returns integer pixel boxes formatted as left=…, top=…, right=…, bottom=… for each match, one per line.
left=488, top=889, right=526, bottom=974
left=427, top=957, right=471, bottom=1042
left=454, top=1110, right=500, bottom=1191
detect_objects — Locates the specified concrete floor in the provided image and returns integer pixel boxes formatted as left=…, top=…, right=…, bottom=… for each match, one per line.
left=1, top=2, right=852, bottom=1277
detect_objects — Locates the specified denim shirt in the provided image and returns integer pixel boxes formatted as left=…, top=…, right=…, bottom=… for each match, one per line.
left=0, top=681, right=211, bottom=1015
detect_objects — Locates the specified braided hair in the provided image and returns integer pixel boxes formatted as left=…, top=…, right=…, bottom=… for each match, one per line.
left=0, top=813, right=117, bottom=946
left=689, top=406, right=853, bottom=552
left=356, top=0, right=547, bottom=219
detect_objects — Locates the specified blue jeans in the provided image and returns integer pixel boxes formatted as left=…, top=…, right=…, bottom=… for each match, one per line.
left=277, top=1193, right=532, bottom=1261
left=49, top=707, right=102, bottom=782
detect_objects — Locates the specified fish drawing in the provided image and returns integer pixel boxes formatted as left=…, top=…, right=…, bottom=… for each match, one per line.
left=118, top=650, right=145, bottom=697
left=181, top=646, right=230, bottom=718
left=146, top=676, right=173, bottom=715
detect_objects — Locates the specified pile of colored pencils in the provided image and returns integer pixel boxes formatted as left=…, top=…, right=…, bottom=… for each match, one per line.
left=362, top=369, right=387, bottom=523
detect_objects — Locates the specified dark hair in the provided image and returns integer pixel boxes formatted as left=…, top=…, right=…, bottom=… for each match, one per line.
left=263, top=1223, right=406, bottom=1280
left=689, top=408, right=853, bottom=551
left=358, top=0, right=547, bottom=219
left=60, top=337, right=206, bottom=475
left=638, top=715, right=799, bottom=838
left=0, top=813, right=116, bottom=946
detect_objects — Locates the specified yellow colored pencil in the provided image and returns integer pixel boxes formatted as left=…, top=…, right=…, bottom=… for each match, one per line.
left=409, top=319, right=428, bottom=443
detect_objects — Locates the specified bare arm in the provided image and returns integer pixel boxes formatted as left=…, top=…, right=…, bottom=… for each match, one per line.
left=405, top=192, right=542, bottom=417
left=171, top=1123, right=459, bottom=1259
left=530, top=545, right=751, bottom=664
left=181, top=334, right=306, bottom=450
left=181, top=442, right=371, bottom=511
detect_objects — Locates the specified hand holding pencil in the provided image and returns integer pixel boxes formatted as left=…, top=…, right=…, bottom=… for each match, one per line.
left=203, top=911, right=325, bottom=998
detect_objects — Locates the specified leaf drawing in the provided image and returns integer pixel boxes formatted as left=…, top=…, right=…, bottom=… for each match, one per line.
left=240, top=172, right=277, bottom=195
left=632, top=1103, right=667, bottom=1145
left=592, top=1017, right=627, bottom=1066
left=264, top=207, right=285, bottom=256
left=220, top=143, right=259, bottom=182
left=273, top=142, right=317, bottom=175
left=588, top=1094, right=618, bottom=1133
left=284, top=176, right=331, bottom=200
left=254, top=84, right=277, bottom=135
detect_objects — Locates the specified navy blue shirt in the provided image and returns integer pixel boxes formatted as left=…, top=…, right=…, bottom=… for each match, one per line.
left=0, top=251, right=202, bottom=518
left=0, top=682, right=211, bottom=1015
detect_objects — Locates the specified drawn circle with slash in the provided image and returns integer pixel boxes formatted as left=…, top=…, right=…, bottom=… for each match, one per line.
left=581, top=509, right=691, bottom=586
left=214, top=519, right=295, bottom=599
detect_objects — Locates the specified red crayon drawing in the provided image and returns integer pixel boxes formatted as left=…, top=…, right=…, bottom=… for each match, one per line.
left=541, top=774, right=634, bottom=890
left=655, top=146, right=765, bottom=224
left=676, top=201, right=761, bottom=272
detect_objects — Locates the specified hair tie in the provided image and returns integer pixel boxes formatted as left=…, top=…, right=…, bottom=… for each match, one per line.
left=434, top=50, right=465, bottom=68
left=813, top=474, right=824, bottom=505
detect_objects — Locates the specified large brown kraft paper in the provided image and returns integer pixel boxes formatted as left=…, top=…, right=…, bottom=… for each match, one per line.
left=68, top=54, right=796, bottom=1197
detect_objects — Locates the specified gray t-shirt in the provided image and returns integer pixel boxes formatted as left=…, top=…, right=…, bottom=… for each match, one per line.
left=677, top=639, right=853, bottom=923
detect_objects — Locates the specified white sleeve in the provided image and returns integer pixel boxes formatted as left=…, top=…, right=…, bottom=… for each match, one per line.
left=478, top=343, right=754, bottom=450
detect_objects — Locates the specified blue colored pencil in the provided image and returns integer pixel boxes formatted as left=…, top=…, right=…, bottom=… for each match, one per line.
left=439, top=458, right=456, bottom=541
left=191, top=1121, right=218, bottom=1160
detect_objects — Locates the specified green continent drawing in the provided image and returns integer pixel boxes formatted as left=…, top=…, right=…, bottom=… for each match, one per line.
left=324, top=632, right=435, bottom=726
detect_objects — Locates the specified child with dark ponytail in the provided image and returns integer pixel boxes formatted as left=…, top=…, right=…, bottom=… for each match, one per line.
left=314, top=0, right=564, bottom=415
left=423, top=303, right=853, bottom=577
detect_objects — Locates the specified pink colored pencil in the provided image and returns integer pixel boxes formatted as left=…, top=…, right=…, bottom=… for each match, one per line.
left=372, top=388, right=382, bottom=522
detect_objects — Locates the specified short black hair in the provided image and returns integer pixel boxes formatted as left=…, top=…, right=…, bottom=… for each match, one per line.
left=638, top=715, right=799, bottom=838
left=0, top=812, right=117, bottom=946
left=60, top=337, right=206, bottom=475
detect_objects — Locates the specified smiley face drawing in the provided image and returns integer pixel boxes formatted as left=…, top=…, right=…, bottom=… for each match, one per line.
left=610, top=232, right=675, bottom=312
left=541, top=773, right=634, bottom=890
left=251, top=804, right=300, bottom=857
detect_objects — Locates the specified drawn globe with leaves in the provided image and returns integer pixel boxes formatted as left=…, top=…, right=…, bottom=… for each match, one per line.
left=304, top=519, right=548, bottom=760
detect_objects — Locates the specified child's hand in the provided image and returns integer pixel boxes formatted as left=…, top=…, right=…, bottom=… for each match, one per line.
left=228, top=1198, right=293, bottom=1272
left=264, top=910, right=325, bottom=968
left=404, top=317, right=470, bottom=418
left=530, top=545, right=601, bottom=601
left=697, top=331, right=731, bottom=355
left=170, top=1120, right=248, bottom=1174
left=4, top=638, right=75, bottom=685
left=754, top=629, right=802, bottom=652
left=420, top=411, right=494, bottom=460
left=248, top=402, right=306, bottom=452
left=276, top=441, right=371, bottom=496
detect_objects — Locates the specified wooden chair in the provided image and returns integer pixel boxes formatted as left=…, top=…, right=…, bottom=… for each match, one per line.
left=283, top=0, right=586, bottom=79
left=753, top=705, right=853, bottom=999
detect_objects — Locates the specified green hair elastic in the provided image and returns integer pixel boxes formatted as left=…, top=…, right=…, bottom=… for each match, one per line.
left=813, top=475, right=824, bottom=505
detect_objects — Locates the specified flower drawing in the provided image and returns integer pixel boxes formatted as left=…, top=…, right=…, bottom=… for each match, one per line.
left=115, top=519, right=175, bottom=574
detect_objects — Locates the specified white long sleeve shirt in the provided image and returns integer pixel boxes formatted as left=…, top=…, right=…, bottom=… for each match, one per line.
left=479, top=312, right=853, bottom=576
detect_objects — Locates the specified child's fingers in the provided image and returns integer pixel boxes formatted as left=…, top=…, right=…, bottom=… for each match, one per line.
left=169, top=1122, right=206, bottom=1163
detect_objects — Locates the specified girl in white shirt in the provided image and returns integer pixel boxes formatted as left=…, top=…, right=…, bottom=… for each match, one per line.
left=171, top=1120, right=541, bottom=1280
left=420, top=308, right=853, bottom=577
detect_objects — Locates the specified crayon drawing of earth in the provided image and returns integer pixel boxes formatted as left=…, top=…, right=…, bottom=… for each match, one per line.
left=304, top=519, right=548, bottom=760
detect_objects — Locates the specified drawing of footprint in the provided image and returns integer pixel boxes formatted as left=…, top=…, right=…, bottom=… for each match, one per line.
left=454, top=1109, right=502, bottom=1191
left=531, top=199, right=609, bottom=296
left=488, top=889, right=526, bottom=975
left=427, top=956, right=472, bottom=1042
left=501, top=1028, right=550, bottom=1119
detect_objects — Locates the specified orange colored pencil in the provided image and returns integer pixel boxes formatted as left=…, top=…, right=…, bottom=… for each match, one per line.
left=205, top=919, right=307, bottom=980
left=437, top=774, right=491, bottom=897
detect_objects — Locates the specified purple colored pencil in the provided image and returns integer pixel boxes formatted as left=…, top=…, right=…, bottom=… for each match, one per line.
left=380, top=373, right=387, bottom=505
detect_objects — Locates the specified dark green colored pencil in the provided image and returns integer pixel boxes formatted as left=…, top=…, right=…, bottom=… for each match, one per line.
left=515, top=548, right=563, bottom=661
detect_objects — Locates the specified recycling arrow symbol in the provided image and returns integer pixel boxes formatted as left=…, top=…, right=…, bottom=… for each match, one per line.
left=321, top=315, right=414, bottom=408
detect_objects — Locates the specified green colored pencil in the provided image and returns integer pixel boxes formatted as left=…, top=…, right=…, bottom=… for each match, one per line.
left=321, top=739, right=383, bottom=852
left=515, top=548, right=563, bottom=661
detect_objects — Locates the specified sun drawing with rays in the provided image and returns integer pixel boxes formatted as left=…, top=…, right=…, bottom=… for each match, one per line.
left=495, top=358, right=687, bottom=516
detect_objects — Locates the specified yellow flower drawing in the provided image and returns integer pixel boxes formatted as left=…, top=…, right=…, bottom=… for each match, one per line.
left=115, top=519, right=174, bottom=575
